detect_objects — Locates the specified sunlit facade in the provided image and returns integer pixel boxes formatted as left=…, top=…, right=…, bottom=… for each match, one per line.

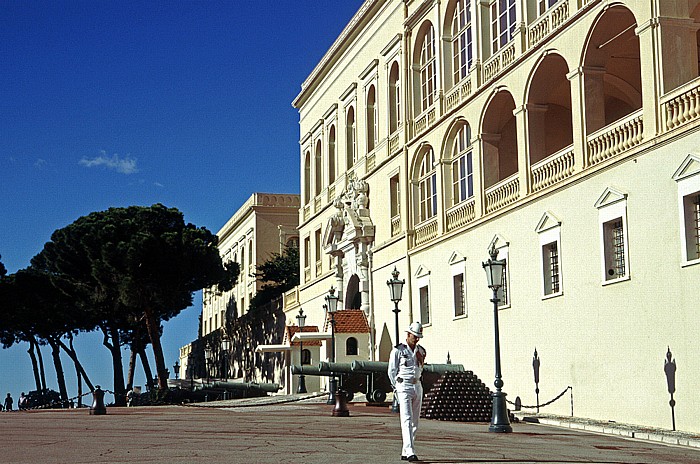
left=292, top=0, right=700, bottom=431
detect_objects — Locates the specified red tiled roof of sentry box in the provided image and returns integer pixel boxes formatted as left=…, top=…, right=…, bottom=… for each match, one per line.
left=325, top=309, right=370, bottom=333
left=284, top=325, right=322, bottom=346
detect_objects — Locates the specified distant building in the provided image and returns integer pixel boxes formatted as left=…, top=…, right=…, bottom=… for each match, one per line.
left=290, top=0, right=700, bottom=432
left=178, top=193, right=299, bottom=380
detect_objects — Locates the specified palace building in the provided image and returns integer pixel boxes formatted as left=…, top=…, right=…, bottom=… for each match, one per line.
left=290, top=0, right=700, bottom=431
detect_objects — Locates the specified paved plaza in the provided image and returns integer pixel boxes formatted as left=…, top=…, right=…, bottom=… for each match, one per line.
left=0, top=395, right=699, bottom=464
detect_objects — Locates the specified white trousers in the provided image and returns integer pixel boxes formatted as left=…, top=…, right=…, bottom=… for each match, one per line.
left=396, top=383, right=423, bottom=457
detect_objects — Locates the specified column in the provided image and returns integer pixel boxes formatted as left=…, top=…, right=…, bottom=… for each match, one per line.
left=566, top=67, right=587, bottom=172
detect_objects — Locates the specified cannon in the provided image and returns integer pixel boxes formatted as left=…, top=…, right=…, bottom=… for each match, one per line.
left=208, top=381, right=281, bottom=393
left=291, top=361, right=465, bottom=404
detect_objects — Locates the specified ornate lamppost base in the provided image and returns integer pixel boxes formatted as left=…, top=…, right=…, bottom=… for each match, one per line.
left=489, top=391, right=513, bottom=433
left=297, top=375, right=307, bottom=394
left=327, top=377, right=337, bottom=405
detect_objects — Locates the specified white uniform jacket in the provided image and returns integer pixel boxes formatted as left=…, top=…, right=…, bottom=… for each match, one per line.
left=388, top=343, right=426, bottom=389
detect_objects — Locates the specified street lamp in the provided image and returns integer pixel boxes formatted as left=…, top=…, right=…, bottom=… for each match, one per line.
left=221, top=335, right=230, bottom=381
left=296, top=308, right=307, bottom=394
left=387, top=267, right=405, bottom=413
left=173, top=360, right=180, bottom=380
left=482, top=244, right=513, bottom=433
left=325, top=286, right=339, bottom=405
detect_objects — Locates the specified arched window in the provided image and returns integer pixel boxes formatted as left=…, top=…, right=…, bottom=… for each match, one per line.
left=315, top=140, right=322, bottom=196
left=389, top=62, right=401, bottom=134
left=346, top=107, right=356, bottom=168
left=417, top=147, right=437, bottom=222
left=346, top=337, right=359, bottom=356
left=491, top=0, right=516, bottom=54
left=301, top=348, right=311, bottom=365
left=303, top=151, right=311, bottom=204
left=451, top=124, right=473, bottom=205
left=451, top=0, right=472, bottom=85
left=366, top=86, right=377, bottom=153
left=419, top=25, right=436, bottom=112
left=328, top=125, right=336, bottom=184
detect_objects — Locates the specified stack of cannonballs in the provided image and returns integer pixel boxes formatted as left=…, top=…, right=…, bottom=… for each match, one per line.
left=421, top=371, right=492, bottom=422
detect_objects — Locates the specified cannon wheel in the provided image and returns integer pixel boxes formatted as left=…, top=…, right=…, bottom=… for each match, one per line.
left=372, top=389, right=387, bottom=403
left=345, top=391, right=354, bottom=402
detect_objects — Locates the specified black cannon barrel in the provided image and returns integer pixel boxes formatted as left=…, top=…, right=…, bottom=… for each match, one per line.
left=423, top=363, right=465, bottom=374
left=291, top=365, right=324, bottom=376
left=351, top=360, right=464, bottom=374
left=209, top=381, right=281, bottom=393
left=318, top=362, right=354, bottom=373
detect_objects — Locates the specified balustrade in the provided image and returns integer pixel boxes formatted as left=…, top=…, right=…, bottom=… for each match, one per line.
left=388, top=132, right=400, bottom=155
left=529, top=1, right=569, bottom=48
left=391, top=215, right=401, bottom=237
left=445, top=76, right=473, bottom=113
left=483, top=43, right=515, bottom=83
left=413, top=218, right=438, bottom=246
left=661, top=77, right=700, bottom=133
left=413, top=106, right=436, bottom=137
left=586, top=110, right=643, bottom=168
left=446, top=198, right=476, bottom=232
left=530, top=146, right=575, bottom=193
left=485, top=175, right=519, bottom=214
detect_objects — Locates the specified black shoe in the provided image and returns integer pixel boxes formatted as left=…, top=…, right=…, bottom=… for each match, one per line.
left=401, top=456, right=408, bottom=461
left=407, top=455, right=419, bottom=462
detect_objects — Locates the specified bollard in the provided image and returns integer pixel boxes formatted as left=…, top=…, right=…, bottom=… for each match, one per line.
left=332, top=389, right=350, bottom=417
left=90, top=386, right=106, bottom=415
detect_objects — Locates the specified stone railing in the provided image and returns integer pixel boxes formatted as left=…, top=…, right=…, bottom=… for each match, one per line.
left=389, top=132, right=400, bottom=155
left=446, top=198, right=476, bottom=232
left=414, top=106, right=436, bottom=137
left=529, top=1, right=569, bottom=48
left=303, top=205, right=310, bottom=222
left=328, top=184, right=336, bottom=203
left=485, top=174, right=520, bottom=214
left=284, top=287, right=299, bottom=308
left=483, top=42, right=516, bottom=83
left=315, top=260, right=322, bottom=277
left=314, top=196, right=321, bottom=213
left=304, top=267, right=311, bottom=283
left=530, top=145, right=575, bottom=193
left=660, top=76, right=700, bottom=133
left=586, top=109, right=643, bottom=168
left=444, top=75, right=473, bottom=112
left=391, top=214, right=401, bottom=237
left=413, top=217, right=438, bottom=246
left=367, top=152, right=376, bottom=172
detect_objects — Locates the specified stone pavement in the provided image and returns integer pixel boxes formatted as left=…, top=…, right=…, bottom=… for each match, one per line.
left=1, top=393, right=699, bottom=464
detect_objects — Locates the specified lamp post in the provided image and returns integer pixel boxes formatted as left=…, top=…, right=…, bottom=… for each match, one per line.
left=221, top=335, right=230, bottom=381
left=173, top=360, right=180, bottom=380
left=296, top=308, right=307, bottom=394
left=325, top=286, right=339, bottom=405
left=482, top=244, right=513, bottom=433
left=386, top=267, right=405, bottom=414
left=204, top=344, right=212, bottom=385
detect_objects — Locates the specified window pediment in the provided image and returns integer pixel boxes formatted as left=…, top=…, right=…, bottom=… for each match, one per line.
left=414, top=265, right=431, bottom=278
left=594, top=187, right=627, bottom=209
left=535, top=211, right=561, bottom=233
left=672, top=154, right=700, bottom=182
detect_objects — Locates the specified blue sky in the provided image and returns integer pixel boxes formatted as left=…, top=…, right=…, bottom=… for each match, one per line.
left=0, top=1, right=363, bottom=401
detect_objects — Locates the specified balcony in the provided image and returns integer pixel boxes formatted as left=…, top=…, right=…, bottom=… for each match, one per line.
left=391, top=214, right=401, bottom=237
left=388, top=131, right=400, bottom=156
left=315, top=260, right=322, bottom=277
left=446, top=198, right=476, bottom=232
left=485, top=174, right=520, bottom=214
left=413, top=106, right=436, bottom=137
left=586, top=109, right=643, bottom=168
left=528, top=0, right=569, bottom=48
left=284, top=287, right=299, bottom=308
left=661, top=76, right=700, bottom=133
left=444, top=74, right=473, bottom=113
left=302, top=205, right=310, bottom=222
left=366, top=152, right=376, bottom=173
left=482, top=42, right=516, bottom=84
left=413, top=217, right=438, bottom=247
left=530, top=145, right=575, bottom=193
left=304, top=266, right=311, bottom=283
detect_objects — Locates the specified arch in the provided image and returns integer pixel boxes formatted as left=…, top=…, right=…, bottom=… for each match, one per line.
left=443, top=0, right=473, bottom=88
left=411, top=144, right=438, bottom=223
left=366, top=85, right=377, bottom=152
left=412, top=20, right=437, bottom=114
left=345, top=274, right=361, bottom=309
left=346, top=106, right=356, bottom=168
left=581, top=5, right=641, bottom=133
left=314, top=140, right=322, bottom=196
left=301, top=348, right=311, bottom=365
left=328, top=125, right=336, bottom=184
left=389, top=61, right=401, bottom=133
left=346, top=337, right=359, bottom=356
left=303, top=151, right=311, bottom=204
left=481, top=89, right=518, bottom=188
left=526, top=52, right=573, bottom=164
left=443, top=118, right=474, bottom=206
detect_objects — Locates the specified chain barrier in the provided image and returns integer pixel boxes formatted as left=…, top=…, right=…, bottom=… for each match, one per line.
left=506, top=386, right=572, bottom=410
left=25, top=388, right=117, bottom=411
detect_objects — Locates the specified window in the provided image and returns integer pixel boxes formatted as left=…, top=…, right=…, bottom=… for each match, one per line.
left=304, top=236, right=311, bottom=281
left=537, top=213, right=562, bottom=297
left=419, top=285, right=430, bottom=325
left=674, top=155, right=700, bottom=265
left=596, top=188, right=629, bottom=283
left=346, top=107, right=356, bottom=168
left=451, top=125, right=473, bottom=205
left=315, top=228, right=322, bottom=274
left=346, top=337, right=359, bottom=356
left=315, top=140, right=322, bottom=196
left=328, top=126, right=336, bottom=184
left=390, top=174, right=400, bottom=218
left=490, top=0, right=516, bottom=54
left=418, top=148, right=437, bottom=222
left=538, top=0, right=558, bottom=15
left=389, top=62, right=401, bottom=133
left=303, top=151, right=311, bottom=204
left=452, top=0, right=472, bottom=84
left=301, top=349, right=311, bottom=365
left=419, top=25, right=437, bottom=112
left=453, top=273, right=466, bottom=317
left=367, top=86, right=377, bottom=153
left=248, top=240, right=253, bottom=266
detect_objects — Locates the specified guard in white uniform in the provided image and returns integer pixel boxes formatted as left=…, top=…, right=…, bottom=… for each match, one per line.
left=388, top=322, right=426, bottom=462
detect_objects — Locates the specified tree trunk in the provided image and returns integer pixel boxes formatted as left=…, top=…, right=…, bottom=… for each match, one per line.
left=143, top=307, right=168, bottom=390
left=69, top=336, right=83, bottom=408
left=56, top=339, right=94, bottom=392
left=139, top=349, right=154, bottom=390
left=48, top=339, right=68, bottom=405
left=27, top=338, right=42, bottom=391
left=36, top=343, right=47, bottom=390
left=126, top=347, right=137, bottom=391
left=108, top=326, right=126, bottom=406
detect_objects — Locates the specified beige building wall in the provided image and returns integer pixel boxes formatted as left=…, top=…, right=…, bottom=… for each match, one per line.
left=292, top=0, right=700, bottom=432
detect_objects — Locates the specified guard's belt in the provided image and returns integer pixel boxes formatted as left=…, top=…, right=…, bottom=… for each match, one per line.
left=396, top=377, right=420, bottom=384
